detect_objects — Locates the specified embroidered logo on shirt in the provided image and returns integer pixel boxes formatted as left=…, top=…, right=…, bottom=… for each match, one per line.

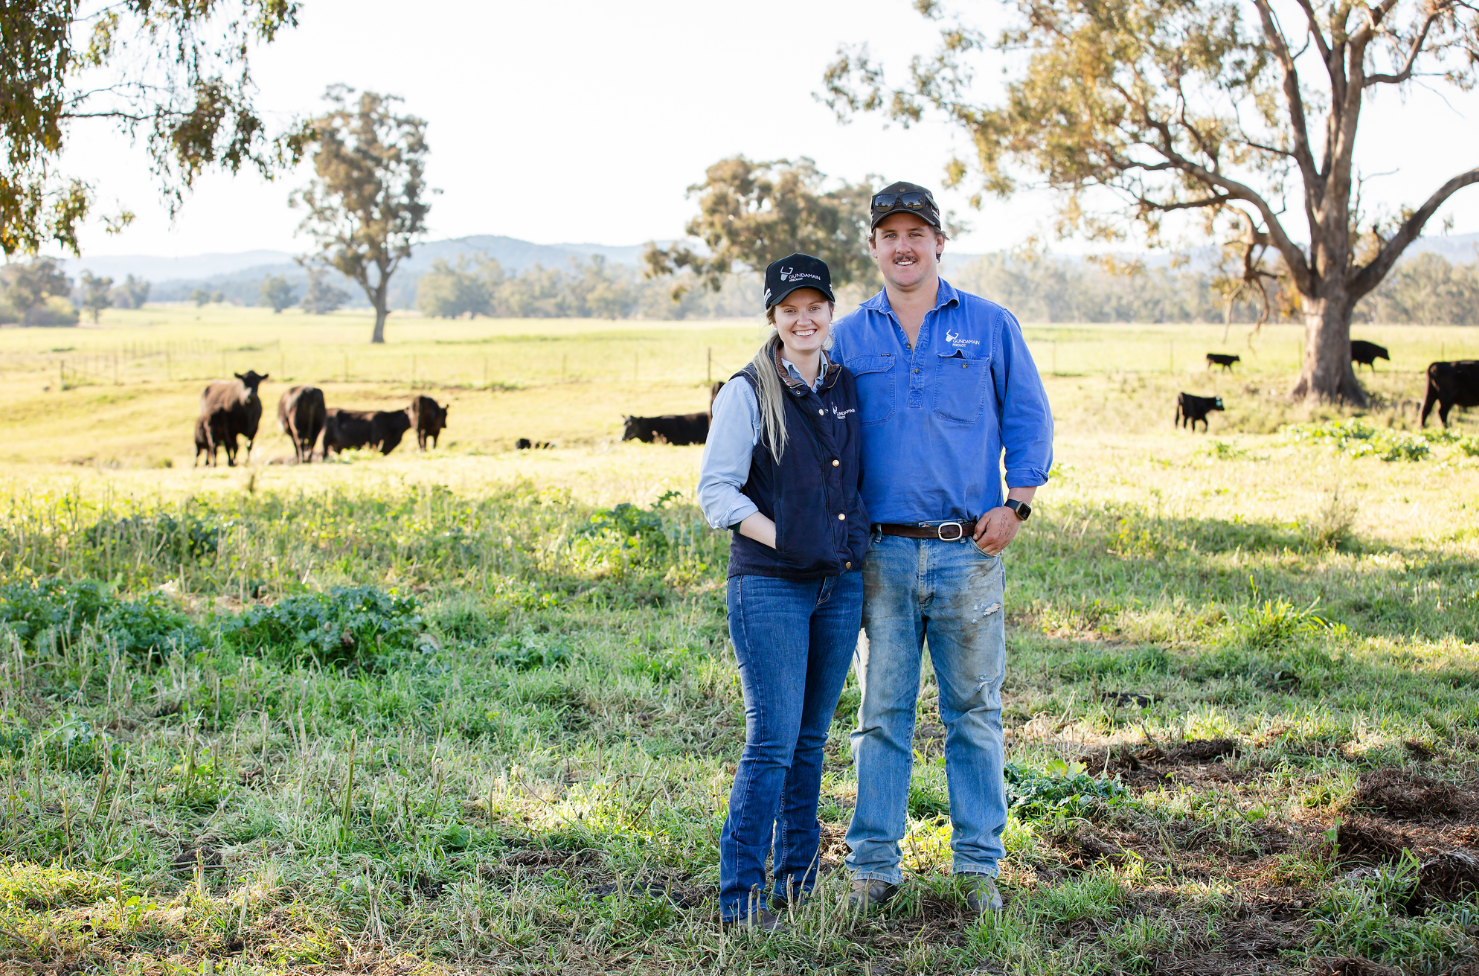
left=945, top=329, right=980, bottom=347
left=831, top=406, right=856, bottom=419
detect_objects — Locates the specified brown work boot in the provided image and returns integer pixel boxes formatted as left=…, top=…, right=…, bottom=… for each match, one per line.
left=848, top=878, right=898, bottom=911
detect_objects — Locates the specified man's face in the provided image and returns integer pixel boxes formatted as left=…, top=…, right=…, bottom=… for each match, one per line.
left=869, top=212, right=942, bottom=291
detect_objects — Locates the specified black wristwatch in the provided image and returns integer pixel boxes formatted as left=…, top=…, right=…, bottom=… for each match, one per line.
left=1004, top=499, right=1032, bottom=522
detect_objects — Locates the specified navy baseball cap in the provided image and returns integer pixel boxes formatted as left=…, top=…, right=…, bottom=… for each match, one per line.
left=763, top=253, right=835, bottom=309
left=869, top=181, right=942, bottom=230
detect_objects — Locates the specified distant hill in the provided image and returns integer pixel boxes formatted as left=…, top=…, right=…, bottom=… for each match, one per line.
left=58, top=230, right=1479, bottom=309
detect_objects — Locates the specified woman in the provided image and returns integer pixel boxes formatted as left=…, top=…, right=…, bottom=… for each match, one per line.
left=697, top=253, right=870, bottom=930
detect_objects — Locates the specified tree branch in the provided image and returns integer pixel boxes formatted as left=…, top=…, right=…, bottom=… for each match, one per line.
left=1252, top=0, right=1322, bottom=211
left=1349, top=165, right=1479, bottom=298
left=1291, top=0, right=1332, bottom=61
left=1364, top=6, right=1446, bottom=86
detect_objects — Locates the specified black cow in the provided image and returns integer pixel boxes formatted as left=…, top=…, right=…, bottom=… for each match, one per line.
left=277, top=385, right=326, bottom=463
left=323, top=407, right=413, bottom=456
left=409, top=395, right=448, bottom=450
left=194, top=416, right=215, bottom=467
left=1206, top=353, right=1240, bottom=372
left=516, top=438, right=553, bottom=450
left=1351, top=340, right=1390, bottom=372
left=198, top=370, right=268, bottom=466
left=1420, top=361, right=1479, bottom=428
left=621, top=413, right=709, bottom=445
left=1175, top=392, right=1224, bottom=432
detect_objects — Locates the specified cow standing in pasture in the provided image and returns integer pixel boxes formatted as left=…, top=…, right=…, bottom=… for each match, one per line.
left=516, top=438, right=553, bottom=449
left=1175, top=392, right=1224, bottom=432
left=1206, top=353, right=1240, bottom=372
left=621, top=413, right=709, bottom=445
left=1420, top=361, right=1479, bottom=428
left=1351, top=340, right=1390, bottom=372
left=194, top=417, right=215, bottom=466
left=198, top=370, right=268, bottom=466
left=323, top=407, right=413, bottom=456
left=410, top=395, right=449, bottom=450
left=278, top=385, right=326, bottom=463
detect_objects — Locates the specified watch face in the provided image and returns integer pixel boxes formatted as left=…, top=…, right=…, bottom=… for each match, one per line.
left=1014, top=502, right=1032, bottom=521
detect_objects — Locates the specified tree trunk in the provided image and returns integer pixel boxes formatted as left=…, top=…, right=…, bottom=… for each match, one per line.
left=371, top=303, right=387, bottom=344
left=1289, top=292, right=1365, bottom=405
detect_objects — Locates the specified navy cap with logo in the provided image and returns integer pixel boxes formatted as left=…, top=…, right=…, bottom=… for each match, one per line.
left=763, top=253, right=835, bottom=309
left=869, top=180, right=942, bottom=230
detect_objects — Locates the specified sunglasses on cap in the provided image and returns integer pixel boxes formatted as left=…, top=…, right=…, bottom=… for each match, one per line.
left=871, top=191, right=935, bottom=212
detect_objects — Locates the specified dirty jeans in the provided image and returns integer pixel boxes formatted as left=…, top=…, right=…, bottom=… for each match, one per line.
left=719, top=571, right=863, bottom=920
left=844, top=533, right=1008, bottom=883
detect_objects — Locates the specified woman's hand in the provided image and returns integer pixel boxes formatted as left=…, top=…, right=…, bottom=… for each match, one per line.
left=737, top=512, right=778, bottom=549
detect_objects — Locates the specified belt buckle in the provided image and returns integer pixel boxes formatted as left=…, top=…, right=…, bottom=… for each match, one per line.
left=935, top=522, right=964, bottom=542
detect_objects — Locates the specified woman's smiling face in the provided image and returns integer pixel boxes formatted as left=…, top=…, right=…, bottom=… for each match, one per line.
left=772, top=287, right=833, bottom=359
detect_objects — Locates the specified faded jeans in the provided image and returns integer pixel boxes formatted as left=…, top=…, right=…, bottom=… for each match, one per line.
left=719, top=571, right=863, bottom=920
left=844, top=532, right=1008, bottom=883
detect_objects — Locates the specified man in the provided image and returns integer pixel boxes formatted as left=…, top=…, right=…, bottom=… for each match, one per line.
left=829, top=181, right=1053, bottom=912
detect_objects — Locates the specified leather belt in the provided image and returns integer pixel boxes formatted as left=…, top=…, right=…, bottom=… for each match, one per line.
left=878, top=521, right=975, bottom=541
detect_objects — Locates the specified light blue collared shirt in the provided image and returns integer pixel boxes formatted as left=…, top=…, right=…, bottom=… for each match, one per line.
left=697, top=355, right=830, bottom=530
left=830, top=278, right=1053, bottom=524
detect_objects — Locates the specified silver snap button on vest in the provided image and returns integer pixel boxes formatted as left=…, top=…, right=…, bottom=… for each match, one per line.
left=837, top=513, right=846, bottom=520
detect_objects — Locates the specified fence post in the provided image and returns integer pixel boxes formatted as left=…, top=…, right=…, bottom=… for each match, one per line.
left=634, top=352, right=639, bottom=383
left=707, top=347, right=712, bottom=384
left=344, top=353, right=349, bottom=383
left=167, top=351, right=172, bottom=382
left=483, top=357, right=488, bottom=388
left=60, top=360, right=64, bottom=389
left=1169, top=341, right=1174, bottom=374
left=1052, top=341, right=1057, bottom=374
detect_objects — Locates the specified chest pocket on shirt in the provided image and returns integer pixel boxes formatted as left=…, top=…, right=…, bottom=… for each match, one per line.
left=848, top=355, right=896, bottom=425
left=933, top=352, right=991, bottom=424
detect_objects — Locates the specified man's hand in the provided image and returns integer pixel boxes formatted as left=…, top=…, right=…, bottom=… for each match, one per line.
left=972, top=487, right=1037, bottom=556
left=972, top=508, right=1020, bottom=556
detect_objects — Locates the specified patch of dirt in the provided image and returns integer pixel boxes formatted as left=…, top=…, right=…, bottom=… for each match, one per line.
left=1417, top=850, right=1479, bottom=902
left=1311, top=958, right=1405, bottom=976
left=1353, top=768, right=1469, bottom=821
left=1079, top=738, right=1247, bottom=790
left=1335, top=811, right=1479, bottom=907
left=1337, top=818, right=1413, bottom=865
left=170, top=845, right=221, bottom=874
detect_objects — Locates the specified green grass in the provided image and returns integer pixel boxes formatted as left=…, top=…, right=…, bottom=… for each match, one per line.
left=0, top=314, right=1476, bottom=974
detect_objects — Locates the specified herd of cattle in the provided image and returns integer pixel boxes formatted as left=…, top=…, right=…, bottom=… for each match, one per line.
left=194, top=370, right=449, bottom=465
left=192, top=344, right=1477, bottom=462
left=1180, top=341, right=1477, bottom=432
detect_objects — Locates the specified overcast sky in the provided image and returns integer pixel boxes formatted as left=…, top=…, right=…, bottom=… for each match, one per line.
left=59, top=0, right=1479, bottom=259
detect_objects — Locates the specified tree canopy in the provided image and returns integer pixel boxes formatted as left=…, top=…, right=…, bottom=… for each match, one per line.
left=824, top=0, right=1479, bottom=403
left=293, top=86, right=432, bottom=344
left=1, top=0, right=302, bottom=256
left=644, top=157, right=879, bottom=298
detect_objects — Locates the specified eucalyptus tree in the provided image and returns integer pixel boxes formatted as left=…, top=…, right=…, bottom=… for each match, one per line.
left=644, top=156, right=878, bottom=299
left=293, top=86, right=432, bottom=344
left=824, top=0, right=1479, bottom=403
left=1, top=0, right=301, bottom=255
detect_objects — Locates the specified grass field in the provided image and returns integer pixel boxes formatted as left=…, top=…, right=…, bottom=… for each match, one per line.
left=0, top=309, right=1477, bottom=975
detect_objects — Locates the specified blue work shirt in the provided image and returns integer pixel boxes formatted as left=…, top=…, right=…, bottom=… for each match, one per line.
left=830, top=278, right=1053, bottom=524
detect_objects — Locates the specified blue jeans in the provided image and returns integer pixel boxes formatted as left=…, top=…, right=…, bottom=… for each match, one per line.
left=720, top=571, right=863, bottom=920
left=844, top=533, right=1008, bottom=883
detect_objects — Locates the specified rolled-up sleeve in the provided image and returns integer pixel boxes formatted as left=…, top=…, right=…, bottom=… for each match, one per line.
left=993, top=310, right=1054, bottom=487
left=697, top=380, right=761, bottom=530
